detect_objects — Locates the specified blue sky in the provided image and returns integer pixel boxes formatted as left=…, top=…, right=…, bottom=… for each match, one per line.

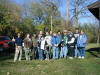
left=13, top=0, right=99, bottom=24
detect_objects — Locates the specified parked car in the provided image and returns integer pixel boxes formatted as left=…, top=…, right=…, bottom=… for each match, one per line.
left=0, top=36, right=15, bottom=52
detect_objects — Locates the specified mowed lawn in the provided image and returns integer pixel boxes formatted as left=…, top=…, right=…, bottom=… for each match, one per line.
left=0, top=44, right=100, bottom=75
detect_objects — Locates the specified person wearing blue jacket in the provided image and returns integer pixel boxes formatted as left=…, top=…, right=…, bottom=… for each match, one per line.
left=51, top=32, right=60, bottom=59
left=77, top=30, right=87, bottom=59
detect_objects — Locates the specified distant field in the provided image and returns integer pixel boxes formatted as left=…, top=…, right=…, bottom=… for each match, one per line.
left=0, top=43, right=100, bottom=75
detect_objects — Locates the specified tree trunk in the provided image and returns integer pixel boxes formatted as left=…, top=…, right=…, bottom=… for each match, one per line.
left=66, top=0, right=69, bottom=28
left=75, top=1, right=79, bottom=28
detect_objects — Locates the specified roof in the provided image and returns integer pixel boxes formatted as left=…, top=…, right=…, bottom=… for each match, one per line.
left=88, top=1, right=100, bottom=8
left=88, top=1, right=100, bottom=20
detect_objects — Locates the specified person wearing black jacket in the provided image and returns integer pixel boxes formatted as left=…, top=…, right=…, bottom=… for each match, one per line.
left=67, top=32, right=75, bottom=59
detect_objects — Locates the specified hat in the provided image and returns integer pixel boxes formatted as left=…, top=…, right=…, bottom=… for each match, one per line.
left=68, top=32, right=73, bottom=35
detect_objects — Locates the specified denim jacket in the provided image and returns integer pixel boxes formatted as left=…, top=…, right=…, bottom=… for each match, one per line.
left=51, top=36, right=60, bottom=46
left=77, top=34, right=87, bottom=47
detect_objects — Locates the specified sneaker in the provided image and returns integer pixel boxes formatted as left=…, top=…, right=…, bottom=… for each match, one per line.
left=69, top=57, right=73, bottom=59
left=82, top=56, right=85, bottom=59
left=74, top=56, right=77, bottom=58
left=78, top=56, right=81, bottom=59
left=45, top=58, right=49, bottom=61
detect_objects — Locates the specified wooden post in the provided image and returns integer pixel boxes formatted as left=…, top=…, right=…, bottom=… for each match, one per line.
left=99, top=7, right=100, bottom=45
left=51, top=16, right=53, bottom=32
left=99, top=7, right=100, bottom=57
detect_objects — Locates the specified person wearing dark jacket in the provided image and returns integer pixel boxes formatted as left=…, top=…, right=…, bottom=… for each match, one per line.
left=14, top=33, right=23, bottom=62
left=67, top=32, right=75, bottom=59
left=32, top=33, right=38, bottom=60
left=60, top=30, right=68, bottom=58
left=24, top=34, right=32, bottom=60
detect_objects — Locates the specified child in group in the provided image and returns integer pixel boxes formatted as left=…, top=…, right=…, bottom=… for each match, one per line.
left=40, top=36, right=49, bottom=60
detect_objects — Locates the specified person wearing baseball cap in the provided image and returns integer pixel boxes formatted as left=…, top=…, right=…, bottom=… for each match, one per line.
left=60, top=30, right=68, bottom=58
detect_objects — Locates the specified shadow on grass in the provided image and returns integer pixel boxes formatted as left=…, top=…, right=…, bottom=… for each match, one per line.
left=0, top=52, right=14, bottom=61
left=0, top=51, right=26, bottom=61
left=86, top=47, right=100, bottom=58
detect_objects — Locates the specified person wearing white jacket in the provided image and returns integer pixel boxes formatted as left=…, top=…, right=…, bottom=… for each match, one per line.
left=40, top=36, right=49, bottom=60
left=45, top=32, right=52, bottom=59
left=67, top=32, right=75, bottom=59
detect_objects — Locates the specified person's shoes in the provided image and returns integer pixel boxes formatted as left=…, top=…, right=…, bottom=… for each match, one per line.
left=69, top=57, right=73, bottom=59
left=82, top=56, right=85, bottom=59
left=75, top=56, right=77, bottom=58
left=14, top=60, right=16, bottom=63
left=45, top=58, right=49, bottom=61
left=78, top=56, right=81, bottom=59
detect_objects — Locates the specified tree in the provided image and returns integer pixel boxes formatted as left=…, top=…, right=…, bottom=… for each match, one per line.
left=70, top=0, right=93, bottom=27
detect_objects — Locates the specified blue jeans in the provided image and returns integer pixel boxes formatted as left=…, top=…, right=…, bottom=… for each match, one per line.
left=37, top=47, right=43, bottom=60
left=79, top=47, right=85, bottom=57
left=60, top=46, right=68, bottom=58
left=75, top=45, right=79, bottom=57
left=52, top=46, right=58, bottom=59
left=45, top=50, right=49, bottom=59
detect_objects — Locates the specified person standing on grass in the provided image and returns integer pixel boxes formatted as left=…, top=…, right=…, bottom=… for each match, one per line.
left=57, top=30, right=62, bottom=58
left=51, top=32, right=60, bottom=59
left=77, top=30, right=87, bottom=59
left=67, top=32, right=75, bottom=59
left=24, top=34, right=32, bottom=61
left=74, top=28, right=80, bottom=58
left=60, top=30, right=68, bottom=58
left=45, top=31, right=52, bottom=59
left=32, top=32, right=38, bottom=60
left=40, top=36, right=49, bottom=60
left=57, top=30, right=62, bottom=42
left=14, top=33, right=23, bottom=62
left=37, top=31, right=43, bottom=60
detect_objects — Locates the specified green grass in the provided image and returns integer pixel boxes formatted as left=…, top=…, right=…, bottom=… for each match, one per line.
left=0, top=43, right=100, bottom=75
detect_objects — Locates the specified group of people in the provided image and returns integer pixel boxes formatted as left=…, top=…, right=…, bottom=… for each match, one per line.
left=14, top=28, right=87, bottom=62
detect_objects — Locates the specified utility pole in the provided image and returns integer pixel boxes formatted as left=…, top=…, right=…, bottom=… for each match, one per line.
left=51, top=16, right=53, bottom=32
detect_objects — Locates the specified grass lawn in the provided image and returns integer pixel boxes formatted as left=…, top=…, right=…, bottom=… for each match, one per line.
left=0, top=43, right=100, bottom=75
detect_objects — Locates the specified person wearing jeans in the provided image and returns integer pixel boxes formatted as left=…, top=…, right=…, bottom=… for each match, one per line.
left=14, top=33, right=23, bottom=62
left=75, top=45, right=79, bottom=57
left=77, top=30, right=87, bottom=59
left=60, top=30, right=68, bottom=58
left=51, top=32, right=60, bottom=59
left=37, top=33, right=43, bottom=60
left=40, top=36, right=49, bottom=60
left=74, top=28, right=80, bottom=57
